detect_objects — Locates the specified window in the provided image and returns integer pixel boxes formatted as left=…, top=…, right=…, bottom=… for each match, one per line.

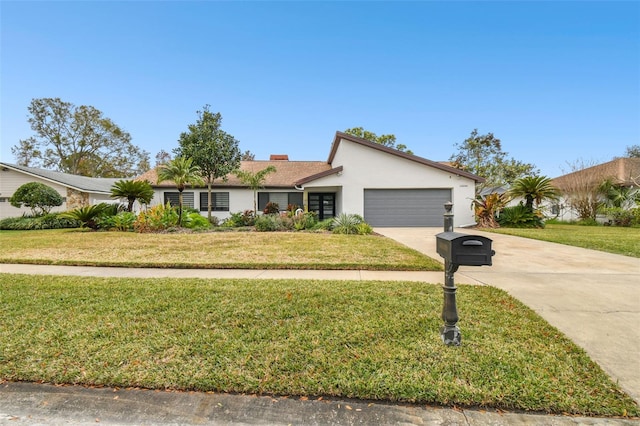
left=164, top=192, right=194, bottom=208
left=199, top=192, right=230, bottom=211
left=258, top=192, right=303, bottom=211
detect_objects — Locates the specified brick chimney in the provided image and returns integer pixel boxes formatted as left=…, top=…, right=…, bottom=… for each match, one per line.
left=270, top=155, right=289, bottom=161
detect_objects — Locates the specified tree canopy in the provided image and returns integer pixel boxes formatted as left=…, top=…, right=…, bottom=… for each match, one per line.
left=625, top=145, right=640, bottom=158
left=344, top=127, right=413, bottom=154
left=450, top=129, right=538, bottom=191
left=11, top=98, right=150, bottom=178
left=174, top=105, right=241, bottom=220
left=10, top=182, right=63, bottom=216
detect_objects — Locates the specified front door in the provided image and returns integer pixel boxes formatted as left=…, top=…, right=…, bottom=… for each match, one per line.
left=308, top=193, right=335, bottom=221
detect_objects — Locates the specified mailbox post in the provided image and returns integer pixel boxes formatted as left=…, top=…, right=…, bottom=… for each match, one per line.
left=435, top=203, right=495, bottom=346
left=440, top=202, right=460, bottom=345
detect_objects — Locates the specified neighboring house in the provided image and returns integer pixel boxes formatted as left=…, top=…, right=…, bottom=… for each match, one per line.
left=549, top=157, right=640, bottom=221
left=139, top=131, right=484, bottom=227
left=0, top=162, right=119, bottom=219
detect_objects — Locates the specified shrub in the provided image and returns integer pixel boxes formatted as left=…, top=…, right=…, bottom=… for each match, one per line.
left=183, top=212, right=211, bottom=230
left=222, top=210, right=255, bottom=227
left=600, top=207, right=634, bottom=227
left=332, top=213, right=372, bottom=235
left=632, top=207, right=640, bottom=227
left=313, top=218, right=335, bottom=231
left=255, top=214, right=280, bottom=232
left=97, top=211, right=137, bottom=231
left=9, top=182, right=64, bottom=216
left=0, top=213, right=81, bottom=230
left=292, top=211, right=318, bottom=231
left=497, top=205, right=543, bottom=228
left=134, top=203, right=179, bottom=233
left=61, top=203, right=112, bottom=229
left=263, top=201, right=280, bottom=215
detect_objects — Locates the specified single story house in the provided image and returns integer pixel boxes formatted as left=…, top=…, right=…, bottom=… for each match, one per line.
left=0, top=162, right=119, bottom=219
left=550, top=157, right=640, bottom=221
left=139, top=131, right=484, bottom=227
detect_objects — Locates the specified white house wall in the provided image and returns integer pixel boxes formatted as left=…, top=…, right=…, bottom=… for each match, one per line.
left=324, top=138, right=477, bottom=227
left=0, top=168, right=69, bottom=218
left=148, top=188, right=255, bottom=221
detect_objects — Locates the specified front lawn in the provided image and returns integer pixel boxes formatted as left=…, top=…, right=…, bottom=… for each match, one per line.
left=0, top=274, right=636, bottom=417
left=484, top=224, right=640, bottom=258
left=0, top=229, right=441, bottom=271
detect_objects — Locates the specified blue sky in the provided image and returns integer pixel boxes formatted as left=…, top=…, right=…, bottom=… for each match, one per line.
left=1, top=1, right=638, bottom=178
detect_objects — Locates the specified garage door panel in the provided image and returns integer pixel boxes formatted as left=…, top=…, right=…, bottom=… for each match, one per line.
left=364, top=189, right=451, bottom=227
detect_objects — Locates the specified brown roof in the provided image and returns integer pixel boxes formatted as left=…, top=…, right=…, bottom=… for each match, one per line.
left=328, top=131, right=485, bottom=183
left=137, top=160, right=332, bottom=188
left=551, top=158, right=640, bottom=189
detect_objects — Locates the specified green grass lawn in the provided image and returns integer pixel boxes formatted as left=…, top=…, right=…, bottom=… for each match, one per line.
left=1, top=274, right=637, bottom=417
left=0, top=229, right=441, bottom=271
left=484, top=224, right=640, bottom=258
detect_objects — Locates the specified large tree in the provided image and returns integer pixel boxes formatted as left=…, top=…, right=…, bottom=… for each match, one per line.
left=344, top=127, right=413, bottom=154
left=157, top=157, right=204, bottom=225
left=175, top=105, right=241, bottom=221
left=450, top=129, right=538, bottom=191
left=12, top=98, right=150, bottom=178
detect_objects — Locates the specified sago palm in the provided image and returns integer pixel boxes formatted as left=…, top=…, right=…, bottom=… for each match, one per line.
left=509, top=176, right=559, bottom=211
left=157, top=157, right=204, bottom=225
left=110, top=179, right=155, bottom=212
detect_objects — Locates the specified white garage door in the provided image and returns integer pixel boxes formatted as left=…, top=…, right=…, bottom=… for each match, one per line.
left=364, top=189, right=452, bottom=227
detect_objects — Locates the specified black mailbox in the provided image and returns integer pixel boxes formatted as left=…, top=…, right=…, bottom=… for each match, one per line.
left=436, top=232, right=495, bottom=266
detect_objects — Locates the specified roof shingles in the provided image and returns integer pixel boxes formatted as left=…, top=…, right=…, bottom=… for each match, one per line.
left=138, top=161, right=332, bottom=188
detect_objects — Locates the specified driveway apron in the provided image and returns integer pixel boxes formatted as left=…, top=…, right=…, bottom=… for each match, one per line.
left=375, top=227, right=640, bottom=405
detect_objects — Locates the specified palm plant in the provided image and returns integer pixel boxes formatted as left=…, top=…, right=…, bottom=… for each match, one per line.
left=110, top=179, right=155, bottom=212
left=234, top=165, right=276, bottom=214
left=599, top=179, right=639, bottom=210
left=508, top=176, right=559, bottom=212
left=157, top=157, right=204, bottom=225
left=471, top=192, right=509, bottom=228
left=61, top=203, right=111, bottom=229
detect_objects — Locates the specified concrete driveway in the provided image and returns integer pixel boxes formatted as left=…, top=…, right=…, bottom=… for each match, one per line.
left=375, top=227, right=640, bottom=405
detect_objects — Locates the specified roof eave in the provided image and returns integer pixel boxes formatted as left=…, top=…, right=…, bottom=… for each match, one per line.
left=327, top=132, right=485, bottom=183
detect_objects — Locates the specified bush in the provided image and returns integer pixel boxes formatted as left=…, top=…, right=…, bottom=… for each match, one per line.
left=97, top=211, right=137, bottom=231
left=255, top=214, right=280, bottom=232
left=182, top=212, right=211, bottom=230
left=0, top=213, right=81, bottom=230
left=222, top=210, right=255, bottom=227
left=600, top=207, right=634, bottom=227
left=313, top=218, right=335, bottom=231
left=497, top=205, right=543, bottom=228
left=134, top=203, right=179, bottom=233
left=61, top=203, right=112, bottom=229
left=292, top=211, right=318, bottom=230
left=9, top=182, right=63, bottom=216
left=263, top=202, right=280, bottom=215
left=331, top=213, right=372, bottom=235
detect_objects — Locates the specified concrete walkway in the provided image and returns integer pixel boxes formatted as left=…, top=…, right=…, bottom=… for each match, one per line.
left=375, top=227, right=640, bottom=405
left=1, top=228, right=639, bottom=424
